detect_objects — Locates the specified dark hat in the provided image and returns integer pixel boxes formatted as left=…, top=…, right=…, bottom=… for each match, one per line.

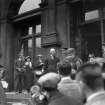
left=102, top=43, right=105, bottom=45
left=38, top=72, right=61, bottom=88
left=78, top=63, right=102, bottom=78
left=25, top=56, right=31, bottom=60
left=0, top=65, right=4, bottom=68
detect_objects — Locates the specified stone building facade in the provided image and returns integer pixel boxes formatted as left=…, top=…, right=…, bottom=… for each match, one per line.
left=0, top=0, right=105, bottom=90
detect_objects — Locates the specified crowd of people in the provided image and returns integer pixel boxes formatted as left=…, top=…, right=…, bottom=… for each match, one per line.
left=30, top=48, right=105, bottom=105
left=1, top=47, right=105, bottom=105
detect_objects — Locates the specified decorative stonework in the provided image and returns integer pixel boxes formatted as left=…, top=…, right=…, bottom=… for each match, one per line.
left=41, top=33, right=61, bottom=47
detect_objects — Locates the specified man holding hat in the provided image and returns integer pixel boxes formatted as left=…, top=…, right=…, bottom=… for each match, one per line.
left=34, top=54, right=44, bottom=79
left=76, top=62, right=105, bottom=105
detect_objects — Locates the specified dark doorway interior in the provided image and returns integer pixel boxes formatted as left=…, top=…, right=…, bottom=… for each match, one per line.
left=82, top=21, right=102, bottom=60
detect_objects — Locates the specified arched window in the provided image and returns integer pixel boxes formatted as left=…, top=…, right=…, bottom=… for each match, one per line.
left=18, top=0, right=41, bottom=14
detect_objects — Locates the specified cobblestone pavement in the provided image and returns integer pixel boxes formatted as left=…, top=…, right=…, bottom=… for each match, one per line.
left=6, top=92, right=34, bottom=105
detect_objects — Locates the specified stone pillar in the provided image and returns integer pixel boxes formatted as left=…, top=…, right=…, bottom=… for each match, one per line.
left=47, top=0, right=56, bottom=34
left=0, top=18, right=17, bottom=91
left=56, top=0, right=70, bottom=48
left=41, top=0, right=60, bottom=47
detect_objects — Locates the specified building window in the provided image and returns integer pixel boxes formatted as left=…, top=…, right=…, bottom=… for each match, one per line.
left=19, top=23, right=42, bottom=61
left=36, top=24, right=41, bottom=34
left=85, top=10, right=99, bottom=21
left=36, top=37, right=41, bottom=48
left=28, top=27, right=33, bottom=35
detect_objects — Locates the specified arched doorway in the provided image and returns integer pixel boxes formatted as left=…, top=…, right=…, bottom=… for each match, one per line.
left=0, top=0, right=42, bottom=91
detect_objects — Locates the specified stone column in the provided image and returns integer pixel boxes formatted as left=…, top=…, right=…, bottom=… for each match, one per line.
left=41, top=0, right=60, bottom=47
left=47, top=0, right=56, bottom=34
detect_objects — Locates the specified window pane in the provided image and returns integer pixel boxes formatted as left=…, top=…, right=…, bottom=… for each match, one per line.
left=28, top=39, right=32, bottom=48
left=85, top=10, right=99, bottom=21
left=36, top=37, right=41, bottom=48
left=28, top=39, right=33, bottom=58
left=36, top=24, right=41, bottom=33
left=35, top=37, right=45, bottom=59
left=28, top=27, right=33, bottom=35
left=20, top=39, right=33, bottom=58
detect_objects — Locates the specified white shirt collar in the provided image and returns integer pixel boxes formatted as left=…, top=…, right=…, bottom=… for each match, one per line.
left=61, top=76, right=72, bottom=81
left=87, top=91, right=105, bottom=102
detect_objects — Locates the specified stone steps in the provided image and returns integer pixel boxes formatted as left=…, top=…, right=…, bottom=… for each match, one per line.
left=6, top=92, right=34, bottom=105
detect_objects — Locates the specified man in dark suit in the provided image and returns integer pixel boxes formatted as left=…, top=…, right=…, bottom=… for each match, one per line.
left=57, top=60, right=84, bottom=105
left=76, top=63, right=105, bottom=105
left=44, top=48, right=60, bottom=73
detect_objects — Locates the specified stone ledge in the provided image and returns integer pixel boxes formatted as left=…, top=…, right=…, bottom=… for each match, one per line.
left=6, top=92, right=34, bottom=105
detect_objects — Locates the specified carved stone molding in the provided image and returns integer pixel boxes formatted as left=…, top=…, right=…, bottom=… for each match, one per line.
left=41, top=33, right=61, bottom=47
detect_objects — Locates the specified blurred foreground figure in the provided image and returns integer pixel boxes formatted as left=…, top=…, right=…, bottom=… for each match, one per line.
left=0, top=65, right=7, bottom=105
left=44, top=48, right=60, bottom=73
left=88, top=53, right=95, bottom=62
left=38, top=72, right=83, bottom=105
left=0, top=66, right=8, bottom=91
left=30, top=85, right=48, bottom=105
left=57, top=60, right=84, bottom=105
left=64, top=48, right=82, bottom=79
left=76, top=63, right=105, bottom=105
left=38, top=72, right=65, bottom=105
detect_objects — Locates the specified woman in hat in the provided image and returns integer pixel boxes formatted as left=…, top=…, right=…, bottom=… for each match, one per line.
left=24, top=56, right=34, bottom=92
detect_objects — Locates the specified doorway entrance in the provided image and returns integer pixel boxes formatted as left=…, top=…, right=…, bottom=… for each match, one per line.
left=82, top=21, right=102, bottom=61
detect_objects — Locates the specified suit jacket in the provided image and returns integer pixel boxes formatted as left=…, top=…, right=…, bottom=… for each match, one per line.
left=44, top=56, right=60, bottom=73
left=85, top=92, right=105, bottom=105
left=58, top=77, right=84, bottom=105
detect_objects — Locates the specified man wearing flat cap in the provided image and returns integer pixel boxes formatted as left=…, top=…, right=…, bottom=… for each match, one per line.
left=76, top=63, right=105, bottom=105
left=38, top=72, right=60, bottom=89
left=38, top=73, right=61, bottom=105
left=38, top=72, right=83, bottom=105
